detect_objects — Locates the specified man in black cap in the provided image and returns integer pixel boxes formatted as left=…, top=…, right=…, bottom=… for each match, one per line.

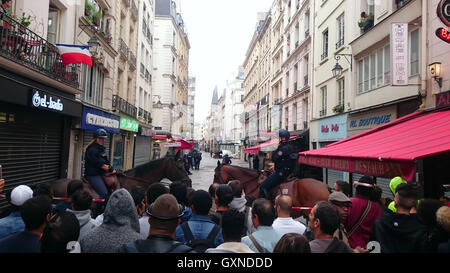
left=118, top=194, right=194, bottom=253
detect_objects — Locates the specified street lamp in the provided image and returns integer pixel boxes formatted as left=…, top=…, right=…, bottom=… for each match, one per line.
left=88, top=35, right=100, bottom=57
left=429, top=62, right=443, bottom=88
left=332, top=53, right=353, bottom=78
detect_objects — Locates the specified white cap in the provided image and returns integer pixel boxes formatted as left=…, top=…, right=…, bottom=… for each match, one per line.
left=10, top=185, right=33, bottom=206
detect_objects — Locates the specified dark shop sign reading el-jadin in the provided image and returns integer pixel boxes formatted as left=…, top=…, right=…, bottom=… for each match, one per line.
left=30, top=89, right=64, bottom=112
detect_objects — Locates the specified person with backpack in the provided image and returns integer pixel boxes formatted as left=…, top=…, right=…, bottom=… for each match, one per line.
left=228, top=180, right=254, bottom=235
left=175, top=190, right=223, bottom=253
left=118, top=194, right=194, bottom=253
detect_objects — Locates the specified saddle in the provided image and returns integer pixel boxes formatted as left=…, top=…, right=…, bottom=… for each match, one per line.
left=82, top=172, right=120, bottom=198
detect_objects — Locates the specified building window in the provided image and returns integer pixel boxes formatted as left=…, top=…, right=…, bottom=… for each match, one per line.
left=81, top=64, right=104, bottom=107
left=320, top=86, right=327, bottom=116
left=322, top=29, right=328, bottom=60
left=357, top=44, right=391, bottom=94
left=336, top=13, right=344, bottom=49
left=338, top=78, right=344, bottom=107
left=410, top=29, right=419, bottom=76
left=47, top=8, right=59, bottom=44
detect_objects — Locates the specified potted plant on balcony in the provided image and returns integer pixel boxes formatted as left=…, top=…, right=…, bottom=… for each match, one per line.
left=85, top=0, right=94, bottom=17
left=333, top=104, right=344, bottom=114
left=358, top=12, right=374, bottom=33
left=93, top=10, right=102, bottom=27
left=18, top=12, right=31, bottom=32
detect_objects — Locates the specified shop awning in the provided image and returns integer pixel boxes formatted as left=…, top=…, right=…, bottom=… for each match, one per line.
left=298, top=109, right=450, bottom=182
left=152, top=136, right=194, bottom=150
left=244, top=136, right=299, bottom=154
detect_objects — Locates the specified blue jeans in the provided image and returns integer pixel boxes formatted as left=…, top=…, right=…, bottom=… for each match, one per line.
left=86, top=175, right=108, bottom=199
left=259, top=172, right=287, bottom=200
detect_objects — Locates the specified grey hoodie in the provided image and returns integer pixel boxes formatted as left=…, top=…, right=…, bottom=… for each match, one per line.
left=229, top=197, right=255, bottom=235
left=80, top=189, right=145, bottom=253
left=66, top=209, right=98, bottom=241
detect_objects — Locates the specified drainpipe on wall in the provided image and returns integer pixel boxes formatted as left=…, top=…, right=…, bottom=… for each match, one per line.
left=420, top=0, right=428, bottom=108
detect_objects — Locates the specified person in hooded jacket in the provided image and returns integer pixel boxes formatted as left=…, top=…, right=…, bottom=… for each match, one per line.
left=369, top=183, right=431, bottom=253
left=227, top=180, right=254, bottom=235
left=66, top=189, right=98, bottom=241
left=79, top=189, right=145, bottom=253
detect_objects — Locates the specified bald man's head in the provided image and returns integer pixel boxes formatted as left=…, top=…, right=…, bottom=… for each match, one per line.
left=275, top=194, right=293, bottom=215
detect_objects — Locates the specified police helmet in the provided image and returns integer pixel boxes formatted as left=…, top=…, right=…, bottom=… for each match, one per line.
left=278, top=129, right=290, bottom=140
left=94, top=128, right=108, bottom=139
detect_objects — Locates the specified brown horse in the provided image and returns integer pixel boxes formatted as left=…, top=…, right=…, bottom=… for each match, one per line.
left=213, top=162, right=329, bottom=217
left=50, top=151, right=191, bottom=199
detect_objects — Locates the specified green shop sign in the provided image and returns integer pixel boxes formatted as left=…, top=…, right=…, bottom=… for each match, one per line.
left=120, top=116, right=139, bottom=132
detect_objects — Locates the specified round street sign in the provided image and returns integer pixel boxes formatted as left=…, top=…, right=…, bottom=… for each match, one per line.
left=438, top=0, right=450, bottom=27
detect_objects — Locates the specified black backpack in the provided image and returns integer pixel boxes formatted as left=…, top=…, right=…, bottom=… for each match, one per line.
left=181, top=222, right=220, bottom=253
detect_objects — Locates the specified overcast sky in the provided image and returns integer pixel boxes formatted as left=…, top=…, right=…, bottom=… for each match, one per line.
left=179, top=0, right=273, bottom=124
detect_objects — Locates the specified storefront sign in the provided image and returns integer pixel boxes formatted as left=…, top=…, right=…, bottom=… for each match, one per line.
left=436, top=90, right=450, bottom=109
left=438, top=0, right=450, bottom=27
left=30, top=89, right=63, bottom=112
left=299, top=155, right=416, bottom=182
left=82, top=106, right=120, bottom=134
left=348, top=106, right=397, bottom=136
left=164, top=142, right=181, bottom=147
left=391, top=23, right=408, bottom=86
left=120, top=116, right=139, bottom=132
left=318, top=114, right=348, bottom=142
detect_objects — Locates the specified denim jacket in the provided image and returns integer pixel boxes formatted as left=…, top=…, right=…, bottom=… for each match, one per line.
left=0, top=211, right=25, bottom=240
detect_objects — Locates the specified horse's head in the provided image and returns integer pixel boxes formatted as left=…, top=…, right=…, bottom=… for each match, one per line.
left=164, top=150, right=192, bottom=187
left=213, top=160, right=224, bottom=184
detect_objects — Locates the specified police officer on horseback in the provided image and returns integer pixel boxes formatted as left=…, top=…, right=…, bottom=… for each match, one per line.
left=259, top=129, right=297, bottom=200
left=84, top=128, right=115, bottom=199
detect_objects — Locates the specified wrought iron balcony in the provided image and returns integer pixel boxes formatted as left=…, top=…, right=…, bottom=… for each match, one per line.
left=122, top=0, right=131, bottom=8
left=131, top=0, right=138, bottom=21
left=145, top=69, right=151, bottom=82
left=112, top=94, right=137, bottom=117
left=336, top=38, right=344, bottom=49
left=0, top=13, right=79, bottom=89
left=320, top=109, right=327, bottom=117
left=119, top=38, right=128, bottom=59
left=128, top=50, right=136, bottom=70
left=321, top=51, right=328, bottom=60
left=140, top=62, right=145, bottom=75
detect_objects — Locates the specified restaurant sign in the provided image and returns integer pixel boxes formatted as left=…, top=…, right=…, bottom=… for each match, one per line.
left=436, top=90, right=450, bottom=109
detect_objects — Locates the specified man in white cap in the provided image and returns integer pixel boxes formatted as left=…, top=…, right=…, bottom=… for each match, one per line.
left=0, top=185, right=34, bottom=240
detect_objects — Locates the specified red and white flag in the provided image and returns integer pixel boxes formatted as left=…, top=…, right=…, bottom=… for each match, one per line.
left=56, top=44, right=93, bottom=67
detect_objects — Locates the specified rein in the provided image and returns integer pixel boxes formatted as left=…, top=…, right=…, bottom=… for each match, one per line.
left=119, top=173, right=155, bottom=184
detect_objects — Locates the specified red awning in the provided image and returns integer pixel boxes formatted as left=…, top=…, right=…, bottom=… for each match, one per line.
left=152, top=136, right=194, bottom=150
left=244, top=136, right=298, bottom=154
left=298, top=110, right=450, bottom=181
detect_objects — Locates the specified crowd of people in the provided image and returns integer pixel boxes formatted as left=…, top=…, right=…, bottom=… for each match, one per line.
left=0, top=174, right=448, bottom=254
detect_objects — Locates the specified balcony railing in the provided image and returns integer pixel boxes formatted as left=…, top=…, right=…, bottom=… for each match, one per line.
left=140, top=62, right=145, bottom=75
left=112, top=94, right=137, bottom=117
left=145, top=69, right=151, bottom=82
left=119, top=38, right=128, bottom=59
left=0, top=13, right=79, bottom=88
left=336, top=38, right=344, bottom=49
left=122, top=0, right=131, bottom=8
left=320, top=109, right=327, bottom=117
left=131, top=0, right=138, bottom=21
left=321, top=52, right=328, bottom=60
left=128, top=50, right=136, bottom=70
left=304, top=75, right=309, bottom=86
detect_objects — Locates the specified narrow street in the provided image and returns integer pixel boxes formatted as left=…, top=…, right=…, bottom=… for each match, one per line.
left=162, top=153, right=250, bottom=191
